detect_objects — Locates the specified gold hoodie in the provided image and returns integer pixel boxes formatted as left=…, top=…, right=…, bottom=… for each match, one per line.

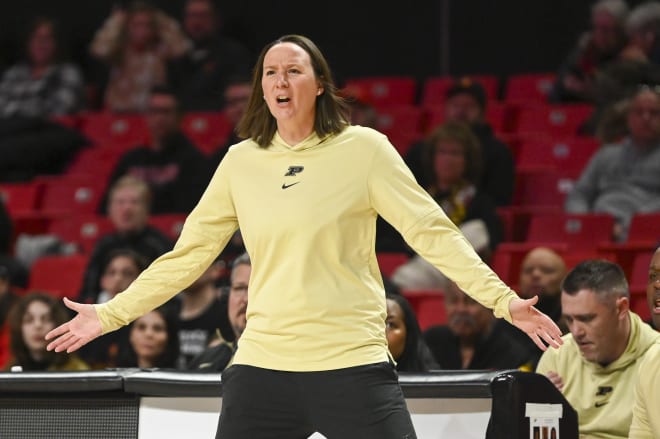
left=96, top=126, right=518, bottom=371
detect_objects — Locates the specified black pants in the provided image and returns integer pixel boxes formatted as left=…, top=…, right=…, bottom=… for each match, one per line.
left=216, top=362, right=417, bottom=439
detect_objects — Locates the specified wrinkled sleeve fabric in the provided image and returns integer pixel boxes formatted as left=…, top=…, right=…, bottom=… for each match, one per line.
left=367, top=136, right=517, bottom=321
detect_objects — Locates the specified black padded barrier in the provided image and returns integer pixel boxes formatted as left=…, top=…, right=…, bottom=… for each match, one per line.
left=0, top=369, right=578, bottom=439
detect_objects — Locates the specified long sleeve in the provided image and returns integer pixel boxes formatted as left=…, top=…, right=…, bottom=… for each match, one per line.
left=95, top=157, right=238, bottom=333
left=565, top=150, right=602, bottom=213
left=367, top=137, right=517, bottom=321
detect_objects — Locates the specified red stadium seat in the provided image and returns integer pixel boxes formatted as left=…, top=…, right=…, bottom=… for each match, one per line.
left=421, top=75, right=499, bottom=106
left=497, top=206, right=563, bottom=242
left=343, top=77, right=417, bottom=106
left=513, top=167, right=575, bottom=208
left=181, top=112, right=233, bottom=155
left=627, top=213, right=660, bottom=243
left=149, top=214, right=187, bottom=241
left=504, top=72, right=556, bottom=103
left=402, top=290, right=447, bottom=331
left=527, top=213, right=615, bottom=250
left=375, top=105, right=424, bottom=156
left=49, top=214, right=114, bottom=254
left=28, top=254, right=89, bottom=299
left=516, top=136, right=600, bottom=177
left=65, top=147, right=123, bottom=181
left=0, top=182, right=42, bottom=215
left=513, top=104, right=594, bottom=137
left=377, top=252, right=410, bottom=278
left=79, top=112, right=149, bottom=148
left=40, top=178, right=105, bottom=216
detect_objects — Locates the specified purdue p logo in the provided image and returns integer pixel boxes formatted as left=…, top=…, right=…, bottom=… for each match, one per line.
left=284, top=166, right=304, bottom=177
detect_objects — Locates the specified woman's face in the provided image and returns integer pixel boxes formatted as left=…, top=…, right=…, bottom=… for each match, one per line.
left=261, top=42, right=323, bottom=133
left=22, top=300, right=55, bottom=356
left=385, top=299, right=407, bottom=361
left=433, top=139, right=465, bottom=187
left=100, top=256, right=140, bottom=297
left=28, top=24, right=56, bottom=67
left=127, top=12, right=155, bottom=49
left=129, top=311, right=168, bottom=364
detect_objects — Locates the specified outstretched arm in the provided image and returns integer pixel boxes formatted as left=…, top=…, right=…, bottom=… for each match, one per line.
left=46, top=298, right=102, bottom=353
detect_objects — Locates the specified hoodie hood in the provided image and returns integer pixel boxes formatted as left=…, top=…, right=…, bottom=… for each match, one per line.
left=269, top=130, right=329, bottom=152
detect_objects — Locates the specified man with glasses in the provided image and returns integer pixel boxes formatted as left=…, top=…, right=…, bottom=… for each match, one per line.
left=188, top=252, right=250, bottom=372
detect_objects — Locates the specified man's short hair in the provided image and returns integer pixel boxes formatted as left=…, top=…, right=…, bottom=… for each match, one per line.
left=561, top=259, right=630, bottom=302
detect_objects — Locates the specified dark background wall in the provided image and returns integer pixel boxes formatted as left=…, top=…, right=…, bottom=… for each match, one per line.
left=0, top=0, right=646, bottom=85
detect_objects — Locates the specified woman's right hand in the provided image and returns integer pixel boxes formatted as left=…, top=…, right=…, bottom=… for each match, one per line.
left=45, top=297, right=103, bottom=353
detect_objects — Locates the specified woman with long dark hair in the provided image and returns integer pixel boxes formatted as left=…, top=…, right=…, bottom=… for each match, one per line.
left=48, top=34, right=562, bottom=438
left=386, top=293, right=438, bottom=372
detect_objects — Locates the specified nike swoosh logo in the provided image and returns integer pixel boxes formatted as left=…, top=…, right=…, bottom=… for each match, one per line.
left=281, top=182, right=300, bottom=189
left=594, top=401, right=609, bottom=408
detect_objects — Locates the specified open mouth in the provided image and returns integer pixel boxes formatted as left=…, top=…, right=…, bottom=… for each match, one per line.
left=276, top=96, right=290, bottom=104
left=653, top=294, right=660, bottom=313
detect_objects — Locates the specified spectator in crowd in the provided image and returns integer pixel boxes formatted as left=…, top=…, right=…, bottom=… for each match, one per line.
left=99, top=86, right=208, bottom=215
left=5, top=292, right=89, bottom=371
left=619, top=1, right=660, bottom=63
left=116, top=303, right=180, bottom=369
left=209, top=75, right=252, bottom=169
left=0, top=266, right=18, bottom=369
left=536, top=260, right=659, bottom=439
left=629, top=247, right=660, bottom=439
left=79, top=249, right=146, bottom=369
left=648, top=247, right=660, bottom=331
left=169, top=0, right=252, bottom=111
left=424, top=280, right=534, bottom=371
left=79, top=176, right=172, bottom=303
left=175, top=257, right=225, bottom=369
left=385, top=293, right=438, bottom=372
left=565, top=86, right=660, bottom=241
left=96, top=249, right=147, bottom=305
left=0, top=17, right=85, bottom=118
left=391, top=122, right=503, bottom=290
left=500, top=247, right=568, bottom=367
left=405, top=78, right=515, bottom=207
left=549, top=0, right=629, bottom=103
left=188, top=252, right=250, bottom=372
left=90, top=1, right=190, bottom=112
left=586, top=3, right=660, bottom=136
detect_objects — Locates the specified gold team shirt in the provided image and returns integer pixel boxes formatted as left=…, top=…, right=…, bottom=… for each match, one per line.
left=95, top=126, right=518, bottom=372
left=537, top=312, right=659, bottom=439
left=629, top=341, right=660, bottom=439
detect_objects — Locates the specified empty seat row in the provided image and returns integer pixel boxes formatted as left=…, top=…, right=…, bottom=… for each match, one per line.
left=343, top=72, right=557, bottom=107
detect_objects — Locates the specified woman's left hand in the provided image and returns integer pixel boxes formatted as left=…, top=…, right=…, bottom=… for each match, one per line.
left=509, top=296, right=563, bottom=351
